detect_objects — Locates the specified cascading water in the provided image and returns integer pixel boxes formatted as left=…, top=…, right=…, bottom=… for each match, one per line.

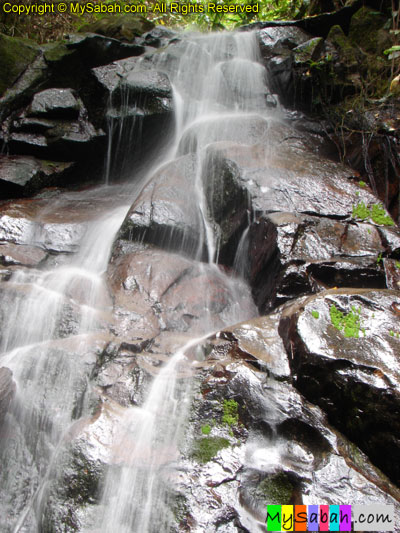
left=92, top=31, right=269, bottom=533
left=0, top=29, right=274, bottom=532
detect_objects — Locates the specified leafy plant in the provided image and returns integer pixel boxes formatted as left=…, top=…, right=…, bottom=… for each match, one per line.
left=311, top=310, right=320, bottom=319
left=376, top=252, right=383, bottom=265
left=358, top=180, right=366, bottom=188
left=329, top=304, right=365, bottom=338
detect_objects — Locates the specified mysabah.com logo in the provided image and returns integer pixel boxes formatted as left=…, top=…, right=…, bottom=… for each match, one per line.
left=265, top=504, right=395, bottom=531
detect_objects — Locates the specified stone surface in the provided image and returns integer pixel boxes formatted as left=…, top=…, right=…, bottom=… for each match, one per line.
left=116, top=155, right=207, bottom=259
left=0, top=155, right=74, bottom=198
left=28, top=88, right=80, bottom=119
left=279, top=288, right=400, bottom=486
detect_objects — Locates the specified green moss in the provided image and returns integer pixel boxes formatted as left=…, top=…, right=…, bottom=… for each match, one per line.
left=370, top=203, right=395, bottom=226
left=358, top=180, right=366, bottom=188
left=201, top=424, right=211, bottom=435
left=395, top=262, right=400, bottom=269
left=330, top=304, right=363, bottom=338
left=352, top=201, right=370, bottom=220
left=311, top=310, right=319, bottom=319
left=256, top=473, right=294, bottom=505
left=192, top=437, right=230, bottom=463
left=352, top=202, right=394, bottom=226
left=43, top=42, right=74, bottom=63
left=222, top=399, right=239, bottom=426
left=0, top=33, right=39, bottom=96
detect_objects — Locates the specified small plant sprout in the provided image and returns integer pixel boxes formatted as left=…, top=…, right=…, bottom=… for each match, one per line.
left=201, top=424, right=211, bottom=435
left=329, top=303, right=364, bottom=338
left=311, top=310, right=319, bottom=319
left=377, top=253, right=383, bottom=265
left=358, top=180, right=366, bottom=188
left=222, top=399, right=239, bottom=427
left=352, top=202, right=394, bottom=226
left=395, top=261, right=400, bottom=269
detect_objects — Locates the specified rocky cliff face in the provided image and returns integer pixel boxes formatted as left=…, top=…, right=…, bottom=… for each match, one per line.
left=0, top=15, right=399, bottom=533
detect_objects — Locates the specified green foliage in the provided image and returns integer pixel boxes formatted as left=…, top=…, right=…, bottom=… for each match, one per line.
left=352, top=201, right=370, bottom=221
left=384, top=45, right=400, bottom=60
left=192, top=436, right=230, bottom=463
left=201, top=424, right=211, bottom=435
left=311, top=310, right=319, bottom=319
left=376, top=252, right=383, bottom=265
left=352, top=202, right=394, bottom=226
left=222, top=399, right=239, bottom=426
left=370, top=203, right=395, bottom=226
left=389, top=330, right=400, bottom=338
left=395, top=261, right=400, bottom=269
left=329, top=304, right=364, bottom=338
left=358, top=180, right=366, bottom=187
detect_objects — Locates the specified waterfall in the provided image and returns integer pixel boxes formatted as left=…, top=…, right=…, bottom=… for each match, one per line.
left=94, top=31, right=267, bottom=533
left=0, top=29, right=271, bottom=532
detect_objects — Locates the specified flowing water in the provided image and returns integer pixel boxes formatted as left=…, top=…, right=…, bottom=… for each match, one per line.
left=0, top=30, right=275, bottom=532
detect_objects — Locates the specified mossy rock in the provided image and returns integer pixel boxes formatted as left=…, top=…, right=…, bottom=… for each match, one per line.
left=327, top=24, right=359, bottom=68
left=192, top=436, right=230, bottom=463
left=256, top=472, right=295, bottom=505
left=293, top=37, right=324, bottom=64
left=79, top=15, right=154, bottom=42
left=42, top=41, right=74, bottom=63
left=0, top=33, right=39, bottom=96
left=348, top=6, right=389, bottom=55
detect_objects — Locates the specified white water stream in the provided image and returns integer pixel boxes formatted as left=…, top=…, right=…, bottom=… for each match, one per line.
left=0, top=30, right=274, bottom=532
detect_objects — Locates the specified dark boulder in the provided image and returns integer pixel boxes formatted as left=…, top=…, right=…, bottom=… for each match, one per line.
left=279, top=288, right=400, bottom=486
left=0, top=155, right=74, bottom=198
left=116, top=155, right=207, bottom=259
left=5, top=89, right=106, bottom=162
left=28, top=88, right=80, bottom=119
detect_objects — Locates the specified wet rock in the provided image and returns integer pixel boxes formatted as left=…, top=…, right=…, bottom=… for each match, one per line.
left=0, top=367, right=15, bottom=426
left=7, top=94, right=106, bottom=162
left=0, top=155, right=74, bottom=198
left=279, top=288, right=400, bottom=485
left=116, top=155, right=207, bottom=259
left=203, top=131, right=374, bottom=217
left=173, top=319, right=400, bottom=531
left=108, top=243, right=255, bottom=337
left=247, top=212, right=389, bottom=310
left=137, top=26, right=179, bottom=48
left=0, top=242, right=46, bottom=266
left=178, top=115, right=270, bottom=156
left=258, top=27, right=311, bottom=59
left=28, top=88, right=80, bottom=119
left=0, top=186, right=125, bottom=253
left=95, top=65, right=174, bottom=180
left=38, top=400, right=119, bottom=533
